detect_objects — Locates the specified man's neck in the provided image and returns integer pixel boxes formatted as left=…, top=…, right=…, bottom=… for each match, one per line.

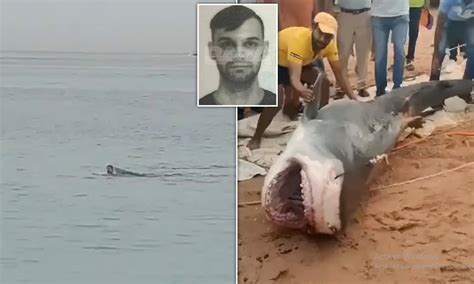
left=213, top=79, right=264, bottom=105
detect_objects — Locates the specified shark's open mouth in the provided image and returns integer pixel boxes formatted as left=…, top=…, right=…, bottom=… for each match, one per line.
left=263, top=159, right=314, bottom=230
left=262, top=154, right=344, bottom=235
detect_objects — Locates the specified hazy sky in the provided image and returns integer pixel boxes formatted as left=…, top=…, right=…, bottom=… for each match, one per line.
left=1, top=0, right=234, bottom=53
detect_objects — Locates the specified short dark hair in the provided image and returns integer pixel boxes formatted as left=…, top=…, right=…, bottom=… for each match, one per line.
left=210, top=5, right=264, bottom=40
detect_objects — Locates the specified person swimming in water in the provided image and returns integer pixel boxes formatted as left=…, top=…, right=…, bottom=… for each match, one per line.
left=106, top=164, right=147, bottom=177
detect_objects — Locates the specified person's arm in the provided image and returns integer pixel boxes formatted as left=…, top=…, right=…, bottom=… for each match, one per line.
left=424, top=0, right=430, bottom=9
left=288, top=62, right=314, bottom=101
left=328, top=60, right=357, bottom=100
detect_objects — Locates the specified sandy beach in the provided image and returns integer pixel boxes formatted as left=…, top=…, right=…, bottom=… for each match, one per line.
left=237, top=10, right=474, bottom=284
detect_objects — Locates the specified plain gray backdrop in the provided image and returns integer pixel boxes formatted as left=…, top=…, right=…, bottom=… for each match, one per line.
left=2, top=0, right=236, bottom=53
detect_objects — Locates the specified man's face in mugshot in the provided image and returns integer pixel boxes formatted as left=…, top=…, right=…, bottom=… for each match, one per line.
left=208, top=17, right=268, bottom=85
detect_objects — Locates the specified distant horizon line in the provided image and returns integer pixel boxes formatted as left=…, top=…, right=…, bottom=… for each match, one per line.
left=1, top=49, right=197, bottom=55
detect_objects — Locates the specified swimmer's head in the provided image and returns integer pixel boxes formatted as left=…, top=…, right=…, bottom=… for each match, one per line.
left=106, top=165, right=114, bottom=174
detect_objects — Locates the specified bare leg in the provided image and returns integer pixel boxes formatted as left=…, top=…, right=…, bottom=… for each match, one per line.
left=247, top=85, right=285, bottom=150
left=282, top=86, right=300, bottom=121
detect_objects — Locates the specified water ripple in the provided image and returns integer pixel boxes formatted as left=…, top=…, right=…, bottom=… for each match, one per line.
left=171, top=240, right=194, bottom=245
left=72, top=224, right=106, bottom=228
left=21, top=259, right=40, bottom=263
left=102, top=229, right=120, bottom=233
left=82, top=176, right=96, bottom=180
left=22, top=247, right=45, bottom=251
left=8, top=187, right=25, bottom=191
left=65, top=239, right=83, bottom=243
left=44, top=235, right=62, bottom=239
left=144, top=217, right=159, bottom=221
left=83, top=246, right=119, bottom=250
left=5, top=216, right=23, bottom=220
left=132, top=243, right=161, bottom=249
left=105, top=237, right=121, bottom=241
left=102, top=217, right=120, bottom=221
left=56, top=174, right=76, bottom=178
left=103, top=195, right=127, bottom=200
left=175, top=233, right=192, bottom=237
left=187, top=215, right=233, bottom=221
left=4, top=209, right=20, bottom=213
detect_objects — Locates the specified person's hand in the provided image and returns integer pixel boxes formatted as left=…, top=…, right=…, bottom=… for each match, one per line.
left=247, top=137, right=261, bottom=150
left=298, top=83, right=314, bottom=103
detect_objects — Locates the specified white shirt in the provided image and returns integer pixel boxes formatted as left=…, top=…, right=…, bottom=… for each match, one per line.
left=338, top=0, right=371, bottom=10
left=371, top=0, right=409, bottom=17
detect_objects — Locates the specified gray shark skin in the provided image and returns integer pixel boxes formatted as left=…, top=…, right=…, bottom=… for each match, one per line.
left=261, top=77, right=473, bottom=235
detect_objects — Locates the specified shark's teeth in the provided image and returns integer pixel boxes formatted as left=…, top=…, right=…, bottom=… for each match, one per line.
left=300, top=169, right=315, bottom=228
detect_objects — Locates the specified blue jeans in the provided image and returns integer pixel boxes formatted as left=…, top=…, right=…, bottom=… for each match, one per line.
left=371, top=15, right=409, bottom=96
left=446, top=20, right=466, bottom=60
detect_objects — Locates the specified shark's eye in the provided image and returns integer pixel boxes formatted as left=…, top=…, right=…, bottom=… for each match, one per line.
left=335, top=172, right=344, bottom=179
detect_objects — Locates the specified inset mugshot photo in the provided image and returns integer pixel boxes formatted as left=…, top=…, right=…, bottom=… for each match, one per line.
left=197, top=4, right=278, bottom=107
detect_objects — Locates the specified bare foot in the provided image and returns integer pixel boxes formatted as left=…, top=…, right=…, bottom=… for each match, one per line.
left=247, top=138, right=261, bottom=150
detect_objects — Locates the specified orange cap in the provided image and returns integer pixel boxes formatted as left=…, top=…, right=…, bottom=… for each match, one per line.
left=313, top=12, right=338, bottom=36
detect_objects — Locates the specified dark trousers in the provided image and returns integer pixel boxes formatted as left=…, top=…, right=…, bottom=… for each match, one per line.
left=406, top=7, right=422, bottom=61
left=430, top=17, right=474, bottom=81
left=447, top=20, right=467, bottom=61
left=464, top=18, right=474, bottom=80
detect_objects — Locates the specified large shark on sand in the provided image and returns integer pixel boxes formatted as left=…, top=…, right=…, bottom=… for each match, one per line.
left=261, top=75, right=473, bottom=235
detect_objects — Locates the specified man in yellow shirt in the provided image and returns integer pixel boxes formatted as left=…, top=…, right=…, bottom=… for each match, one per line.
left=247, top=12, right=358, bottom=150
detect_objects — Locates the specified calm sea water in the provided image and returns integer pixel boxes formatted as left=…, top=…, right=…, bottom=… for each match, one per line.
left=0, top=51, right=236, bottom=284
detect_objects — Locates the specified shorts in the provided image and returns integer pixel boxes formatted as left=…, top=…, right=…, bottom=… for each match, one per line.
left=278, top=61, right=324, bottom=86
left=278, top=65, right=290, bottom=85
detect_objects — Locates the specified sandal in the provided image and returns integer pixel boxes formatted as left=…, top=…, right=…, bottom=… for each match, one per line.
left=333, top=90, right=345, bottom=100
left=358, top=89, right=370, bottom=98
